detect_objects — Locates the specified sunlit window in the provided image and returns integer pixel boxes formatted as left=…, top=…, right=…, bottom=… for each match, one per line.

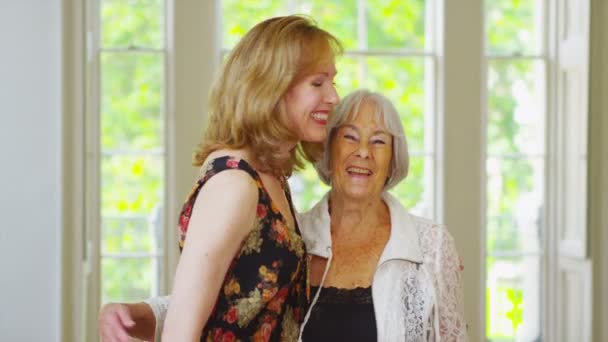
left=485, top=1, right=545, bottom=340
left=221, top=0, right=436, bottom=218
left=97, top=0, right=167, bottom=304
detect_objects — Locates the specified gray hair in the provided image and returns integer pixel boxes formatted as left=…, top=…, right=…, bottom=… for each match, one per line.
left=314, top=89, right=409, bottom=191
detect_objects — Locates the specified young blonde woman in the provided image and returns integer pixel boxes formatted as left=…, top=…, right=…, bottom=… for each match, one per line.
left=99, top=15, right=341, bottom=342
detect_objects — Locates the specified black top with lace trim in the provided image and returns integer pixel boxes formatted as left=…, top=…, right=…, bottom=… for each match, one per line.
left=302, top=286, right=377, bottom=342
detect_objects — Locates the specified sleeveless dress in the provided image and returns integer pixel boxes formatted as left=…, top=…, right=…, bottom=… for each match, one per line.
left=176, top=156, right=309, bottom=342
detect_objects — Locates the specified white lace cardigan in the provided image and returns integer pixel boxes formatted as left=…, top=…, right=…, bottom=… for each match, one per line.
left=145, top=192, right=467, bottom=341
left=298, top=192, right=467, bottom=342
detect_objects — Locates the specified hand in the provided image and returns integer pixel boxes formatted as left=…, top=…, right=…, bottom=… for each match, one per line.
left=99, top=303, right=136, bottom=342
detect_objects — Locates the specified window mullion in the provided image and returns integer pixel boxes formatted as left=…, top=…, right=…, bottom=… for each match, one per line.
left=486, top=54, right=545, bottom=60
left=357, top=0, right=367, bottom=82
left=101, top=252, right=164, bottom=258
left=84, top=0, right=103, bottom=338
left=101, top=47, right=165, bottom=53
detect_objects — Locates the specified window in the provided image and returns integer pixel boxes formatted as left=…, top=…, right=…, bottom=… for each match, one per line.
left=84, top=0, right=169, bottom=320
left=484, top=1, right=546, bottom=340
left=221, top=0, right=437, bottom=217
left=73, top=1, right=590, bottom=340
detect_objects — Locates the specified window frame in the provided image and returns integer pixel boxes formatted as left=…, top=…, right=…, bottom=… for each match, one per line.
left=483, top=1, right=549, bottom=339
left=61, top=1, right=597, bottom=340
left=78, top=0, right=176, bottom=337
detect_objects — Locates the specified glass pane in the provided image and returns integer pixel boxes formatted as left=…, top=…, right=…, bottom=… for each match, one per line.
left=487, top=59, right=545, bottom=156
left=486, top=157, right=543, bottom=254
left=486, top=0, right=543, bottom=55
left=364, top=57, right=427, bottom=152
left=366, top=0, right=427, bottom=50
left=221, top=0, right=289, bottom=49
left=101, top=53, right=164, bottom=150
left=486, top=256, right=542, bottom=341
left=101, top=257, right=157, bottom=303
left=102, top=215, right=158, bottom=253
left=101, top=155, right=163, bottom=215
left=299, top=0, right=358, bottom=50
left=101, top=0, right=164, bottom=48
left=390, top=156, right=433, bottom=217
left=335, top=55, right=361, bottom=96
left=289, top=164, right=331, bottom=213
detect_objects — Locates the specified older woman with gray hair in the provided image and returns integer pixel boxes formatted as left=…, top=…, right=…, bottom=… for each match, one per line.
left=99, top=89, right=467, bottom=342
left=300, top=89, right=467, bottom=341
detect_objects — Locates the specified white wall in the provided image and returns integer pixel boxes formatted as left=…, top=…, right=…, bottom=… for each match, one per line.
left=0, top=1, right=62, bottom=341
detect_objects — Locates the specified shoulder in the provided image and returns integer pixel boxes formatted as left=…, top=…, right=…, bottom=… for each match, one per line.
left=192, top=154, right=260, bottom=216
left=297, top=194, right=331, bottom=254
left=382, top=192, right=449, bottom=248
left=196, top=169, right=258, bottom=204
left=410, top=214, right=445, bottom=238
left=184, top=168, right=259, bottom=242
left=198, top=151, right=260, bottom=194
left=298, top=193, right=329, bottom=226
left=407, top=214, right=457, bottom=260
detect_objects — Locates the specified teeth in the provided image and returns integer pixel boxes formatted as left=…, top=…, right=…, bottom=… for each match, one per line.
left=311, top=112, right=328, bottom=121
left=346, top=167, right=372, bottom=175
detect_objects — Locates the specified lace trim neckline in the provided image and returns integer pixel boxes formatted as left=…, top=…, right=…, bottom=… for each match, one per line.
left=311, top=285, right=373, bottom=304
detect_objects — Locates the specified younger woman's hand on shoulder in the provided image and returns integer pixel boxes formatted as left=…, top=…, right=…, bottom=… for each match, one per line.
left=161, top=170, right=259, bottom=341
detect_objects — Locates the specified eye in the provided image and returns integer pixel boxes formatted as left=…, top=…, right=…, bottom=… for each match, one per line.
left=372, top=139, right=387, bottom=145
left=344, top=134, right=357, bottom=141
left=312, top=81, right=323, bottom=87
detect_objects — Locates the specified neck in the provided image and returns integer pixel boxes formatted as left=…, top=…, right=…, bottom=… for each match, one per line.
left=328, top=191, right=389, bottom=237
left=236, top=147, right=290, bottom=178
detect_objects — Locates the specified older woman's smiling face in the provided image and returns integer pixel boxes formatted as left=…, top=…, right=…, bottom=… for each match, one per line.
left=329, top=101, right=393, bottom=201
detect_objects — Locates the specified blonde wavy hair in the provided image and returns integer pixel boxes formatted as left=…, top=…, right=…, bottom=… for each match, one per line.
left=193, top=15, right=343, bottom=176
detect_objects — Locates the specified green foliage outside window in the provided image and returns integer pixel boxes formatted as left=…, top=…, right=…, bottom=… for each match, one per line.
left=486, top=1, right=544, bottom=340
left=100, top=0, right=165, bottom=305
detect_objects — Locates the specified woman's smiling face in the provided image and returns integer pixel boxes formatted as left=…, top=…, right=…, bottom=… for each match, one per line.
left=329, top=101, right=393, bottom=201
left=283, top=62, right=339, bottom=143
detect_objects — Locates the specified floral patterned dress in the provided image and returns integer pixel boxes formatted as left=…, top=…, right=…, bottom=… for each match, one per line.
left=177, top=156, right=309, bottom=342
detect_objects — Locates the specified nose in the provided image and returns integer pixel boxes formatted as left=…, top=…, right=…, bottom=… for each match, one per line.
left=325, top=83, right=339, bottom=106
left=356, top=141, right=370, bottom=159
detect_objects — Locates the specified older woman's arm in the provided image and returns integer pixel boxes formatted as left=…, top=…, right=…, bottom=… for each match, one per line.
left=435, top=225, right=468, bottom=341
left=143, top=295, right=170, bottom=341
left=99, top=297, right=168, bottom=342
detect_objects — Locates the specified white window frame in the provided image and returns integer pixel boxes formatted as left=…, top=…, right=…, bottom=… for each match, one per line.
left=84, top=0, right=171, bottom=311
left=484, top=1, right=547, bottom=340
left=62, top=2, right=220, bottom=338
left=77, top=0, right=178, bottom=338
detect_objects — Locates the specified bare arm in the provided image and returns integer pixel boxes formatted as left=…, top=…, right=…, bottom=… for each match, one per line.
left=161, top=170, right=258, bottom=341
